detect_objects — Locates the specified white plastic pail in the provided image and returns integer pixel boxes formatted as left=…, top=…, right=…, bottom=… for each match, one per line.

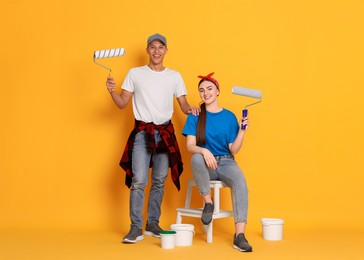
left=160, top=230, right=176, bottom=249
left=170, top=224, right=195, bottom=246
left=261, top=218, right=284, bottom=240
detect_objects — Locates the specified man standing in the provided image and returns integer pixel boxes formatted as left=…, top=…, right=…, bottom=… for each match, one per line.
left=106, top=33, right=198, bottom=243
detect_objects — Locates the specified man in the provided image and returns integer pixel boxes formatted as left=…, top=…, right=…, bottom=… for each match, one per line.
left=106, top=33, right=198, bottom=243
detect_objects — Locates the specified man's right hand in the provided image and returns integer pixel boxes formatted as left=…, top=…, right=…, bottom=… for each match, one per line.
left=106, top=76, right=116, bottom=93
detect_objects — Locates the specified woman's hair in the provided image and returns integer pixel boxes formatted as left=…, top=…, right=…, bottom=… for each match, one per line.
left=196, top=78, right=208, bottom=146
left=196, top=102, right=206, bottom=146
left=196, top=74, right=220, bottom=146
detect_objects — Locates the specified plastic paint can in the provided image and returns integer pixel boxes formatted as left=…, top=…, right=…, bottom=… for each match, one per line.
left=261, top=218, right=284, bottom=240
left=160, top=230, right=176, bottom=249
left=170, top=224, right=195, bottom=246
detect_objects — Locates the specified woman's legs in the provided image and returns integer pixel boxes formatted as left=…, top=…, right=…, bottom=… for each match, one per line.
left=215, top=155, right=248, bottom=232
left=190, top=153, right=213, bottom=198
left=190, top=153, right=215, bottom=223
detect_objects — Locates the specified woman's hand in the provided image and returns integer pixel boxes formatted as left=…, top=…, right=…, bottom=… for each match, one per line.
left=201, top=148, right=218, bottom=170
left=240, top=116, right=249, bottom=131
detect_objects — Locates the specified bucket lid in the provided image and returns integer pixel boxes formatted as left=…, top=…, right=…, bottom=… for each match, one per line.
left=261, top=218, right=284, bottom=225
left=160, top=230, right=176, bottom=235
left=170, top=224, right=194, bottom=231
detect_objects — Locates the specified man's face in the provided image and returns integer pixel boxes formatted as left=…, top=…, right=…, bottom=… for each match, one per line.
left=146, top=40, right=168, bottom=65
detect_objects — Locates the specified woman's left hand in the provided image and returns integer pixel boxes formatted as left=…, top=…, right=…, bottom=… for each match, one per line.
left=240, top=116, right=249, bottom=131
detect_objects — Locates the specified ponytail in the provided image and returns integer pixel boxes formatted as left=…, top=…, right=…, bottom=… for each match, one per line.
left=196, top=102, right=206, bottom=146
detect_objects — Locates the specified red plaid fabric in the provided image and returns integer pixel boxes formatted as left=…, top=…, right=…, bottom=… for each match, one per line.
left=119, top=120, right=183, bottom=190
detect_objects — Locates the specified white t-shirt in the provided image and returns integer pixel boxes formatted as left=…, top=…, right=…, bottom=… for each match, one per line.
left=121, top=65, right=187, bottom=124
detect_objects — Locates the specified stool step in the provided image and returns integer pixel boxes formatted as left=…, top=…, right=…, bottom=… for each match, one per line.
left=176, top=207, right=233, bottom=219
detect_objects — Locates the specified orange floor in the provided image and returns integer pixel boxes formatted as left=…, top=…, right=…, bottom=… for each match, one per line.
left=1, top=224, right=363, bottom=260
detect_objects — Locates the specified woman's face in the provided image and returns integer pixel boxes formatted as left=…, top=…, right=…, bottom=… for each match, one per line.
left=198, top=80, right=220, bottom=105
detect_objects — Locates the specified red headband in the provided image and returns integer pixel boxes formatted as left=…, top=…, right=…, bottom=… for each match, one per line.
left=198, top=72, right=219, bottom=90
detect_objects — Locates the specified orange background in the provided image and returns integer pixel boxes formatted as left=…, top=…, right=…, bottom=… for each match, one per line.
left=1, top=1, right=364, bottom=258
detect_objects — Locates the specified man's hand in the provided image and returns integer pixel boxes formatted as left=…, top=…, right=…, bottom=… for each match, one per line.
left=106, top=76, right=117, bottom=93
left=188, top=106, right=200, bottom=116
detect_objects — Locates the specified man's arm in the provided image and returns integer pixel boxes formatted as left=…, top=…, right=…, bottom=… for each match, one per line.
left=106, top=76, right=133, bottom=109
left=177, top=95, right=199, bottom=115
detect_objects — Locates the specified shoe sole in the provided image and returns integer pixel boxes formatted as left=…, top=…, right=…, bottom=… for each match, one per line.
left=122, top=235, right=144, bottom=244
left=233, top=245, right=253, bottom=252
left=201, top=217, right=213, bottom=225
left=143, top=231, right=161, bottom=238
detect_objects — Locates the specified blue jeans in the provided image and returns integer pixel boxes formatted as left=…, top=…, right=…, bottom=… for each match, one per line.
left=191, top=153, right=249, bottom=223
left=129, top=130, right=169, bottom=229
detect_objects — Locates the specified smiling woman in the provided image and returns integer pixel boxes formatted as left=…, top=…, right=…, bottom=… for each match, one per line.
left=182, top=73, right=252, bottom=252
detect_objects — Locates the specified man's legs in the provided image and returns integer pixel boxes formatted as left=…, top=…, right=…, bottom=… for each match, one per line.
left=144, top=130, right=169, bottom=237
left=123, top=131, right=151, bottom=243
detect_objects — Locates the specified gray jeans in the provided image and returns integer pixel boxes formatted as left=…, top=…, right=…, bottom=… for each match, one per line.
left=129, top=130, right=169, bottom=229
left=191, top=153, right=248, bottom=223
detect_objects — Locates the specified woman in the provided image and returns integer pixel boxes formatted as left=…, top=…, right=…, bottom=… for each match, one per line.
left=182, top=72, right=252, bottom=252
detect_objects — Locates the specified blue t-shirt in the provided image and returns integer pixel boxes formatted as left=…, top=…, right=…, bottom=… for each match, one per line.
left=182, top=109, right=239, bottom=156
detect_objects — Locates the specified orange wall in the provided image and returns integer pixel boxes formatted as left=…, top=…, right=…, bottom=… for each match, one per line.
left=1, top=0, right=364, bottom=232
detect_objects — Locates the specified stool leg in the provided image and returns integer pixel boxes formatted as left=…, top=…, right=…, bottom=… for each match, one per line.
left=214, top=185, right=220, bottom=214
left=207, top=221, right=213, bottom=243
left=176, top=212, right=182, bottom=224
left=185, top=180, right=194, bottom=208
left=203, top=224, right=207, bottom=234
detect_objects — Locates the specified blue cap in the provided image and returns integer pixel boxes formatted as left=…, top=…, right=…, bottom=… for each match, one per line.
left=147, top=33, right=167, bottom=46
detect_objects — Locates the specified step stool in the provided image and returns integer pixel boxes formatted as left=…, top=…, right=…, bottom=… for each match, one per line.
left=176, top=179, right=233, bottom=243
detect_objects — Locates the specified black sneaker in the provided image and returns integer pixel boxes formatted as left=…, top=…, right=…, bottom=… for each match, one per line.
left=122, top=226, right=144, bottom=244
left=144, top=222, right=164, bottom=238
left=201, top=203, right=214, bottom=225
left=233, top=233, right=253, bottom=252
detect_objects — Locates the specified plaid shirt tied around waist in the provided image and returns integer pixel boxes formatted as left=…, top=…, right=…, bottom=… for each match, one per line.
left=119, top=120, right=183, bottom=190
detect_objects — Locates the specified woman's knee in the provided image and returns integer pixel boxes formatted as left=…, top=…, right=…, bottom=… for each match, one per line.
left=191, top=153, right=205, bottom=167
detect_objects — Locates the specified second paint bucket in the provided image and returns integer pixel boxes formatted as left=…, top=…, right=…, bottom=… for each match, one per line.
left=170, top=224, right=195, bottom=246
left=261, top=218, right=284, bottom=240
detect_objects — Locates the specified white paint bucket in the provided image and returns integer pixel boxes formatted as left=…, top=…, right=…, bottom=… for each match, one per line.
left=170, top=224, right=195, bottom=246
left=261, top=218, right=284, bottom=240
left=160, top=230, right=176, bottom=249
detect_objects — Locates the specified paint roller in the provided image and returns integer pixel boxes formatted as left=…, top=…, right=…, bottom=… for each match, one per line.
left=93, top=48, right=125, bottom=73
left=232, top=86, right=262, bottom=130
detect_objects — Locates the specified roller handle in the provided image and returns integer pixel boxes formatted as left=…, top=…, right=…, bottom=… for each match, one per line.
left=242, top=109, right=248, bottom=130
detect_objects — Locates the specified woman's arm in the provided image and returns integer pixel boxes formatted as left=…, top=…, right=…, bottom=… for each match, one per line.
left=186, top=135, right=217, bottom=170
left=229, top=116, right=249, bottom=156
